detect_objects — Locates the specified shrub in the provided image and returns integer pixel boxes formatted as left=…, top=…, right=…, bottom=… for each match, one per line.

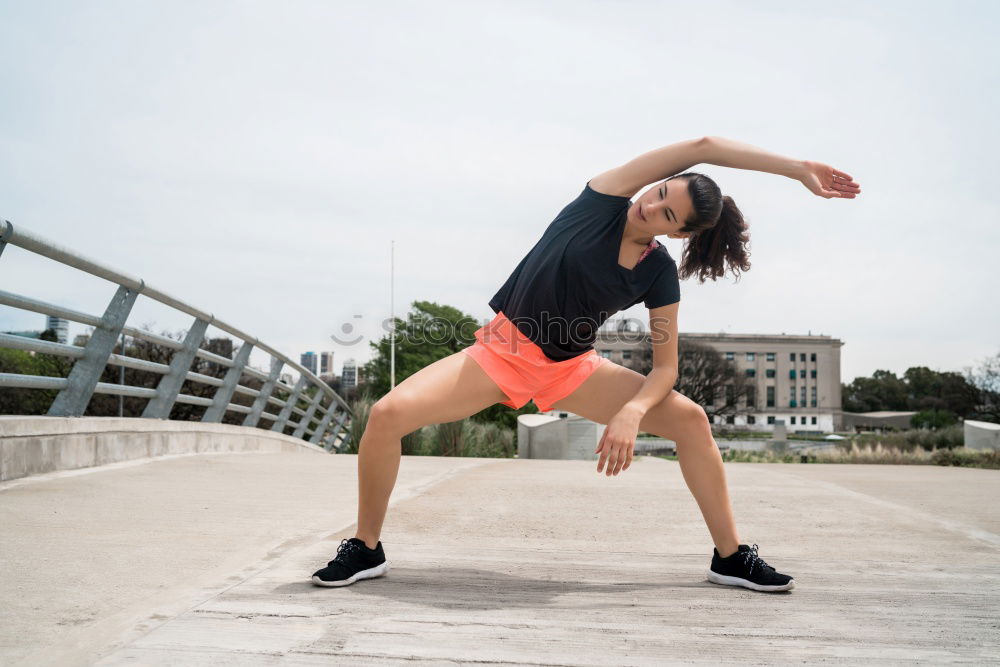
left=343, top=393, right=376, bottom=454
left=704, top=442, right=1000, bottom=469
left=401, top=427, right=424, bottom=456
left=464, top=420, right=516, bottom=458
left=434, top=419, right=467, bottom=457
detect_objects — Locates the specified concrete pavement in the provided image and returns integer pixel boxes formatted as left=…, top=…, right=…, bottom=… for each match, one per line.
left=1, top=451, right=998, bottom=665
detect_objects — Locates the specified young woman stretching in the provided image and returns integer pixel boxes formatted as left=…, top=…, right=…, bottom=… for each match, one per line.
left=312, top=135, right=861, bottom=593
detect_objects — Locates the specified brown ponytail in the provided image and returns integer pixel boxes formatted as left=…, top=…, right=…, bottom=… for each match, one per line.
left=668, top=172, right=752, bottom=284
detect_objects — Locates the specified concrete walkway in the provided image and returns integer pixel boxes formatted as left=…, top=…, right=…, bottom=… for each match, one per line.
left=1, top=452, right=997, bottom=665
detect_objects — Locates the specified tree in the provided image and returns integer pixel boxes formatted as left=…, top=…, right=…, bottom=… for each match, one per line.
left=965, top=349, right=1000, bottom=423
left=0, top=329, right=72, bottom=415
left=842, top=365, right=984, bottom=423
left=362, top=300, right=478, bottom=397
left=911, top=408, right=958, bottom=429
left=842, top=369, right=909, bottom=412
left=904, top=366, right=979, bottom=417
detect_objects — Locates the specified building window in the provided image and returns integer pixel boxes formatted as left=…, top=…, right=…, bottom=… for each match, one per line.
left=811, top=386, right=817, bottom=407
left=599, top=350, right=612, bottom=359
left=789, top=386, right=795, bottom=403
left=811, top=416, right=817, bottom=425
left=810, top=352, right=816, bottom=362
left=622, top=350, right=632, bottom=360
left=789, top=369, right=796, bottom=379
left=766, top=386, right=775, bottom=407
left=726, top=415, right=735, bottom=424
left=726, top=384, right=735, bottom=403
left=811, top=369, right=817, bottom=379
left=745, top=368, right=756, bottom=377
left=747, top=415, right=756, bottom=425
left=800, top=353, right=805, bottom=362
left=767, top=415, right=775, bottom=424
left=801, top=386, right=806, bottom=404
left=725, top=351, right=734, bottom=360
left=766, top=352, right=775, bottom=362
left=746, top=352, right=755, bottom=361
left=766, top=369, right=775, bottom=378
left=790, top=416, right=796, bottom=425
left=789, top=352, right=795, bottom=362
left=746, top=387, right=755, bottom=407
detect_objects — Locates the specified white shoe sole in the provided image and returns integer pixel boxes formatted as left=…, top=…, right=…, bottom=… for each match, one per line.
left=312, top=560, right=390, bottom=587
left=706, top=569, right=795, bottom=592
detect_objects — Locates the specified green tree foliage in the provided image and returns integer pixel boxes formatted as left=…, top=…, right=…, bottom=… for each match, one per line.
left=910, top=408, right=958, bottom=429
left=842, top=357, right=995, bottom=425
left=0, top=329, right=72, bottom=415
left=361, top=301, right=478, bottom=397
left=842, top=369, right=909, bottom=412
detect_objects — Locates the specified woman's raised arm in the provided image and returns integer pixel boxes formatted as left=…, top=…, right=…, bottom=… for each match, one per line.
left=589, top=136, right=709, bottom=198
left=702, top=135, right=861, bottom=199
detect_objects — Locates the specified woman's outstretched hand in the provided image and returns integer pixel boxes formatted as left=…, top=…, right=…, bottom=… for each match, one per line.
left=798, top=160, right=861, bottom=199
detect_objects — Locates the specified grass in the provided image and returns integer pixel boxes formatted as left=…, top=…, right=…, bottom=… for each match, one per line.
left=657, top=440, right=999, bottom=469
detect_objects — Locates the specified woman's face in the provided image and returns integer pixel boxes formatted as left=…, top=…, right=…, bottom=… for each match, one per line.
left=628, top=177, right=694, bottom=239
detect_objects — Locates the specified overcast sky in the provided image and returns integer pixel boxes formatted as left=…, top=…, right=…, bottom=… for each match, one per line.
left=1, top=0, right=997, bottom=384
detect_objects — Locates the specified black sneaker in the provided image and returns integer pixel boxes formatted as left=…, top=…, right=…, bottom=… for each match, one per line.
left=312, top=537, right=390, bottom=587
left=707, top=543, right=795, bottom=592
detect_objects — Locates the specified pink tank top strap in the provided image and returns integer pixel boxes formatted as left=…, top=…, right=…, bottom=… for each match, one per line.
left=636, top=238, right=657, bottom=265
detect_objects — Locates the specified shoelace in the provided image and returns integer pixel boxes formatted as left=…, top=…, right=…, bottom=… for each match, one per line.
left=327, top=538, right=363, bottom=567
left=741, top=543, right=773, bottom=576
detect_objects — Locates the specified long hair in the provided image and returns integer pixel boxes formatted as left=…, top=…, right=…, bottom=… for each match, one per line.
left=666, top=171, right=751, bottom=283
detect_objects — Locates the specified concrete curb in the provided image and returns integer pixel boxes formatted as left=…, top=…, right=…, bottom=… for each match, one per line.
left=0, top=416, right=326, bottom=482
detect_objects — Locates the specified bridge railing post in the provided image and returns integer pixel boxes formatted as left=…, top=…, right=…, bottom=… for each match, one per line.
left=48, top=283, right=142, bottom=417
left=202, top=341, right=254, bottom=423
left=309, top=400, right=340, bottom=445
left=271, top=375, right=307, bottom=434
left=243, top=357, right=283, bottom=428
left=292, top=386, right=325, bottom=439
left=323, top=409, right=352, bottom=451
left=142, top=317, right=210, bottom=419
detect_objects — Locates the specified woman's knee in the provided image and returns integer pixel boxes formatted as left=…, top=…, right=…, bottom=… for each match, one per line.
left=687, top=401, right=710, bottom=426
left=369, top=391, right=421, bottom=437
left=646, top=393, right=711, bottom=440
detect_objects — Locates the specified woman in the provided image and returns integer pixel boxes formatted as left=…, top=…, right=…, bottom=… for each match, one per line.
left=312, top=135, right=861, bottom=593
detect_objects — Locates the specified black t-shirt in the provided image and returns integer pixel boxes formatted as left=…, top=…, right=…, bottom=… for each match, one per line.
left=488, top=181, right=681, bottom=362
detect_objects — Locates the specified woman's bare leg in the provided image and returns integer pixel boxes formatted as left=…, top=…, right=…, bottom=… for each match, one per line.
left=355, top=350, right=510, bottom=549
left=549, top=362, right=741, bottom=558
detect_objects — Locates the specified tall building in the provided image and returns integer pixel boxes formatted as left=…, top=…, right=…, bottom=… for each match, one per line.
left=45, top=316, right=69, bottom=344
left=319, top=351, right=335, bottom=380
left=300, top=351, right=317, bottom=375
left=595, top=327, right=844, bottom=432
left=341, top=358, right=357, bottom=391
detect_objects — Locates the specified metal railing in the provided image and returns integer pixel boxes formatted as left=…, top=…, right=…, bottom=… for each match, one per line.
left=0, top=219, right=353, bottom=451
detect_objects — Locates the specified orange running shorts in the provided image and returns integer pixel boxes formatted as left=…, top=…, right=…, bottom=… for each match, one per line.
left=461, top=310, right=611, bottom=412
